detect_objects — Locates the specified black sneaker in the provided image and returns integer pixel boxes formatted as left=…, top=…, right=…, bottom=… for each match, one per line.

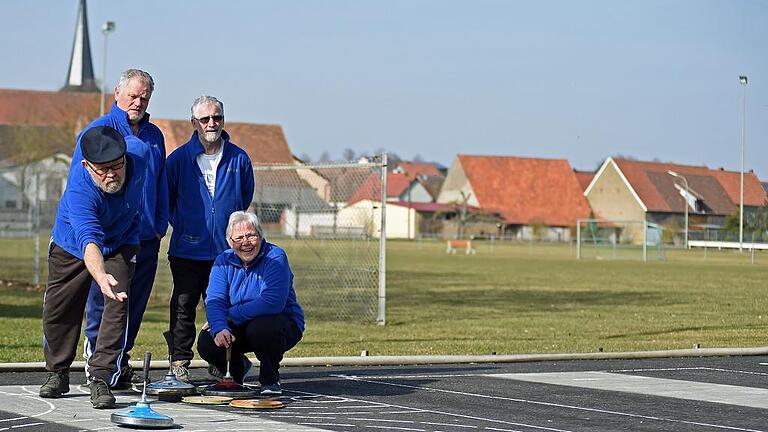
left=260, top=382, right=282, bottom=396
left=113, top=364, right=142, bottom=390
left=89, top=378, right=116, bottom=409
left=39, top=371, right=70, bottom=398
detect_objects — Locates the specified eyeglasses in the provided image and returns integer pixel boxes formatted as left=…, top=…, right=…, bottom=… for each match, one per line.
left=87, top=157, right=125, bottom=176
left=195, top=115, right=224, bottom=124
left=230, top=233, right=260, bottom=244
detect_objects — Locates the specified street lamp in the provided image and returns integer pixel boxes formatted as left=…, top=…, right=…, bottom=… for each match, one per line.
left=668, top=170, right=689, bottom=249
left=100, top=21, right=116, bottom=116
left=739, top=75, right=748, bottom=252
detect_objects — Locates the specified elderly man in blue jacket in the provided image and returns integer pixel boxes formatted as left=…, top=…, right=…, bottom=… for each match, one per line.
left=166, top=95, right=254, bottom=381
left=68, top=69, right=168, bottom=389
left=39, top=126, right=146, bottom=409
left=199, top=211, right=304, bottom=395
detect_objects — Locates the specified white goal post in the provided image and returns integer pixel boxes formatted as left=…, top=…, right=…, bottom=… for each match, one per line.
left=576, top=218, right=664, bottom=262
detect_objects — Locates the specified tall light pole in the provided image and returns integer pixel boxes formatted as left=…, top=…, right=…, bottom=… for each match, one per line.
left=100, top=21, right=116, bottom=116
left=739, top=75, right=748, bottom=252
left=668, top=170, right=689, bottom=249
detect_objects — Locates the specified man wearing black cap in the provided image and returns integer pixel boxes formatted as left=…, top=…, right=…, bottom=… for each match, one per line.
left=72, top=69, right=168, bottom=390
left=39, top=126, right=146, bottom=409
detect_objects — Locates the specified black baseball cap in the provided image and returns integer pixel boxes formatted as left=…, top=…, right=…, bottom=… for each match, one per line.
left=81, top=126, right=126, bottom=164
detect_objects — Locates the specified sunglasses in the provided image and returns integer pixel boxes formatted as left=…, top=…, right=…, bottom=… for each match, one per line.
left=195, top=115, right=224, bottom=124
left=87, top=157, right=125, bottom=176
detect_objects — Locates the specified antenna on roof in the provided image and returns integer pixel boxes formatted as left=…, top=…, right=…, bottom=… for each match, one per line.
left=61, top=0, right=99, bottom=92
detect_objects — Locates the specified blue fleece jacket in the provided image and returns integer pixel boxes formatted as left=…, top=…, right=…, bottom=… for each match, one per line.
left=166, top=131, right=254, bottom=260
left=205, top=241, right=305, bottom=337
left=69, top=103, right=169, bottom=241
left=52, top=154, right=145, bottom=259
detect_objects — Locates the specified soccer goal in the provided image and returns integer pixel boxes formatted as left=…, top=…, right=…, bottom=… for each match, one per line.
left=576, top=218, right=665, bottom=262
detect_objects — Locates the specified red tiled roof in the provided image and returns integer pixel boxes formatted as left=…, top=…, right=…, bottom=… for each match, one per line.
left=388, top=201, right=486, bottom=214
left=612, top=159, right=765, bottom=212
left=153, top=120, right=294, bottom=164
left=573, top=170, right=595, bottom=192
left=396, top=161, right=442, bottom=180
left=711, top=169, right=766, bottom=207
left=347, top=172, right=412, bottom=204
left=0, top=89, right=108, bottom=130
left=0, top=89, right=294, bottom=166
left=458, top=155, right=592, bottom=226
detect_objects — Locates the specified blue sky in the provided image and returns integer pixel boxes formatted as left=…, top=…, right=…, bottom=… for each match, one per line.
left=3, top=1, right=767, bottom=177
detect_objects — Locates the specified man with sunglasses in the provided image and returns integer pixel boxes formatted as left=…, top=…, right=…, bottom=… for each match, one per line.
left=66, top=69, right=168, bottom=390
left=165, top=95, right=254, bottom=381
left=40, top=126, right=146, bottom=409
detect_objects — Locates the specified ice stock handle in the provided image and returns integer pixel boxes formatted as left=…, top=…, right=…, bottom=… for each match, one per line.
left=143, top=351, right=151, bottom=383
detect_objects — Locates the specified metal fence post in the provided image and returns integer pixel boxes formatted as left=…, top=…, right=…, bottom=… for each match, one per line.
left=576, top=219, right=581, bottom=260
left=377, top=153, right=387, bottom=325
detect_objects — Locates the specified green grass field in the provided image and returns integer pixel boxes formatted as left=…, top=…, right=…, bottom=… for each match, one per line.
left=1, top=236, right=767, bottom=362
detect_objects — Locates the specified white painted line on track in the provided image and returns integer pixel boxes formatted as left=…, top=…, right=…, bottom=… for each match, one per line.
left=485, top=427, right=525, bottom=432
left=290, top=388, right=574, bottom=432
left=420, top=421, right=478, bottom=429
left=608, top=366, right=768, bottom=377
left=496, top=371, right=768, bottom=409
left=348, top=418, right=415, bottom=423
left=362, top=426, right=425, bottom=431
left=335, top=374, right=764, bottom=432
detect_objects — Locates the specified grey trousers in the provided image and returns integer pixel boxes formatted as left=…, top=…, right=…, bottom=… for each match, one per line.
left=42, top=243, right=138, bottom=384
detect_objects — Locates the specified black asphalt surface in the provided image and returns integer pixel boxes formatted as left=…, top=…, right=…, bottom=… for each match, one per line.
left=1, top=354, right=767, bottom=431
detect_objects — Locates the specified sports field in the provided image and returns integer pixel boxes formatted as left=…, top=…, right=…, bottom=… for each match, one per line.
left=1, top=237, right=767, bottom=362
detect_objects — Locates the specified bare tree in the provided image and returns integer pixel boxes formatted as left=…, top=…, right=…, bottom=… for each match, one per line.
left=342, top=148, right=356, bottom=161
left=8, top=124, right=73, bottom=209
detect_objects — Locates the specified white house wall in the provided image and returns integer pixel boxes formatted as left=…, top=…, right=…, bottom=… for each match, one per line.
left=281, top=207, right=337, bottom=236
left=436, top=157, right=478, bottom=206
left=399, top=182, right=433, bottom=203
left=336, top=199, right=416, bottom=239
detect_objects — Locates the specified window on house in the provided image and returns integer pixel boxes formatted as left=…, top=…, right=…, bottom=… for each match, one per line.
left=5, top=200, right=17, bottom=209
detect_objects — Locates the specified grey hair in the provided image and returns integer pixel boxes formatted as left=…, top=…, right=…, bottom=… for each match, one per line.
left=117, top=69, right=155, bottom=93
left=226, top=211, right=264, bottom=248
left=191, top=95, right=224, bottom=118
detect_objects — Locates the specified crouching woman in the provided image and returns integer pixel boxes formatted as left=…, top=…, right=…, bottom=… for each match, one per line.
left=198, top=211, right=304, bottom=395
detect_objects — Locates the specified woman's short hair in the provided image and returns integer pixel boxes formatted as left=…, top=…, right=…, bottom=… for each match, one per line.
left=226, top=211, right=264, bottom=247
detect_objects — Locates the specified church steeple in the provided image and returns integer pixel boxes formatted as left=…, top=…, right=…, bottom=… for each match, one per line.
left=61, top=0, right=98, bottom=92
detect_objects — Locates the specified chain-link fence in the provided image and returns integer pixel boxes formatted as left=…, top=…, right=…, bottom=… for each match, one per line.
left=251, top=158, right=387, bottom=323
left=0, top=157, right=388, bottom=324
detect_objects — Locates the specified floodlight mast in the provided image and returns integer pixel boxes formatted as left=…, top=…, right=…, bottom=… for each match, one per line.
left=739, top=75, right=748, bottom=252
left=100, top=21, right=116, bottom=116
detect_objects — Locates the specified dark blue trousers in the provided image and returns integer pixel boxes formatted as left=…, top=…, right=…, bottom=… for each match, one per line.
left=84, top=237, right=161, bottom=369
left=197, top=314, right=302, bottom=385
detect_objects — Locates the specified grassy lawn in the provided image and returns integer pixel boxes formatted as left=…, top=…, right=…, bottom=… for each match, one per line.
left=1, top=237, right=767, bottom=362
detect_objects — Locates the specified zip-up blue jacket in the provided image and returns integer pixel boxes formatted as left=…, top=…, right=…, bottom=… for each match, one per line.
left=52, top=153, right=145, bottom=259
left=205, top=241, right=305, bottom=337
left=68, top=103, right=168, bottom=241
left=166, top=131, right=254, bottom=260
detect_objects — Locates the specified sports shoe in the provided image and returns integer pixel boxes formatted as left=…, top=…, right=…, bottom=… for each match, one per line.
left=89, top=378, right=116, bottom=409
left=113, top=364, right=142, bottom=390
left=39, top=370, right=70, bottom=398
left=242, top=356, right=253, bottom=379
left=171, top=360, right=190, bottom=382
left=260, top=382, right=282, bottom=396
left=207, top=364, right=223, bottom=379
